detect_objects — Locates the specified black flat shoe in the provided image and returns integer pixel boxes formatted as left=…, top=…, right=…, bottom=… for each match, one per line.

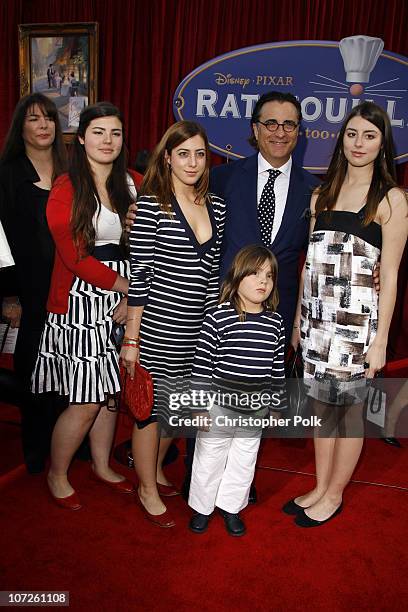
left=248, top=484, right=257, bottom=505
left=189, top=512, right=211, bottom=534
left=218, top=508, right=246, bottom=536
left=295, top=503, right=343, bottom=528
left=381, top=437, right=402, bottom=448
left=282, top=498, right=309, bottom=515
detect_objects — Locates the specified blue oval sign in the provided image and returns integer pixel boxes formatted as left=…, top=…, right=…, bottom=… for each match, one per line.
left=173, top=40, right=408, bottom=172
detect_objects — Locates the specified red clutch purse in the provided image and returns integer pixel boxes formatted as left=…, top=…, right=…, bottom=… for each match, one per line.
left=119, top=363, right=154, bottom=421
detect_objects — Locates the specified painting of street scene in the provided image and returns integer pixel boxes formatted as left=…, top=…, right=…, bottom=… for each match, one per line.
left=31, top=35, right=89, bottom=132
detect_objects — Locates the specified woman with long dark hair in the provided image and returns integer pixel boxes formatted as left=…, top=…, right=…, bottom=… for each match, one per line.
left=121, top=121, right=225, bottom=527
left=32, top=102, right=142, bottom=509
left=286, top=102, right=408, bottom=527
left=0, top=93, right=67, bottom=473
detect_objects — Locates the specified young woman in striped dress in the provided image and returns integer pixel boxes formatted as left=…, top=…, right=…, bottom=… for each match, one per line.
left=32, top=102, right=142, bottom=509
left=121, top=121, right=225, bottom=527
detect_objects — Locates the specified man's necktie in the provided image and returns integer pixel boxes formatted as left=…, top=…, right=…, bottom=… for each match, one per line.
left=257, top=169, right=281, bottom=246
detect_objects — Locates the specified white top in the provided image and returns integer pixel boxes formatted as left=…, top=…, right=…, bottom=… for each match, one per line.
left=257, top=153, right=292, bottom=243
left=93, top=174, right=138, bottom=246
left=0, top=220, right=14, bottom=268
left=93, top=204, right=122, bottom=246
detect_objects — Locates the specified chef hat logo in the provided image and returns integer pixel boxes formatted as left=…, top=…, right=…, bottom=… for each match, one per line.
left=339, top=35, right=384, bottom=83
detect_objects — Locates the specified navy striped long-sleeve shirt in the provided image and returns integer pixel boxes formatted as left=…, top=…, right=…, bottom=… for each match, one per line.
left=191, top=302, right=286, bottom=413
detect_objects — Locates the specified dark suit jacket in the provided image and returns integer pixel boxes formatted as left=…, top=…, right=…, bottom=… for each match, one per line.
left=210, top=153, right=320, bottom=340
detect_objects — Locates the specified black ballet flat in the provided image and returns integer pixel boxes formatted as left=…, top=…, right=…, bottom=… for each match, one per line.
left=295, top=503, right=343, bottom=528
left=282, top=498, right=309, bottom=515
left=381, top=437, right=402, bottom=448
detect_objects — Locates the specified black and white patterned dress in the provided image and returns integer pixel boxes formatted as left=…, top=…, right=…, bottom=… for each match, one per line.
left=128, top=194, right=225, bottom=425
left=300, top=205, right=382, bottom=397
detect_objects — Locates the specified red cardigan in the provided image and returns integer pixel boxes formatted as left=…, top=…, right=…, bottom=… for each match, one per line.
left=46, top=169, right=143, bottom=314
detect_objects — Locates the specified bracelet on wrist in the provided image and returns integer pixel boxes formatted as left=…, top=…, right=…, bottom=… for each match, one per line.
left=123, top=336, right=140, bottom=342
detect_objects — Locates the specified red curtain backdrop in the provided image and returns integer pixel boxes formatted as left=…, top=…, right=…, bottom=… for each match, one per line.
left=1, top=0, right=407, bottom=355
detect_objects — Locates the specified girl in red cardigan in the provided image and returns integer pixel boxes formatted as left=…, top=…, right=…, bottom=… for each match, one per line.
left=32, top=102, right=142, bottom=509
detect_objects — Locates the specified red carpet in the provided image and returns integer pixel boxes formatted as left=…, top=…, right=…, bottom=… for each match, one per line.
left=1, top=399, right=407, bottom=611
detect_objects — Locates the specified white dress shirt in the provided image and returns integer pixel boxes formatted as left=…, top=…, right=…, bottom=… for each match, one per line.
left=257, top=153, right=292, bottom=244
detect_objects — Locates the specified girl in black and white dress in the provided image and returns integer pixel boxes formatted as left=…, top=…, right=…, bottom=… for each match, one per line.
left=32, top=102, right=141, bottom=509
left=287, top=102, right=408, bottom=528
left=121, top=121, right=225, bottom=527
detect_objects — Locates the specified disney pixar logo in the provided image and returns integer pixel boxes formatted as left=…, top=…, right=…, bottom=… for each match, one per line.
left=173, top=37, right=408, bottom=173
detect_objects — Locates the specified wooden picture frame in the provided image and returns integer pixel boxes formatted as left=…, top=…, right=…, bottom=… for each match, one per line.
left=19, top=22, right=99, bottom=143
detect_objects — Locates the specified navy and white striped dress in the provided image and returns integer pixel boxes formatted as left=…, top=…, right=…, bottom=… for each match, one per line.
left=128, top=194, right=225, bottom=424
left=192, top=302, right=286, bottom=414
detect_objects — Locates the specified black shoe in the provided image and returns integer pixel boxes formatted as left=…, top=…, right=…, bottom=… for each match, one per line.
left=218, top=509, right=246, bottom=536
left=282, top=498, right=309, bottom=515
left=381, top=437, right=402, bottom=448
left=295, top=503, right=343, bottom=528
left=248, top=484, right=257, bottom=505
left=189, top=512, right=211, bottom=534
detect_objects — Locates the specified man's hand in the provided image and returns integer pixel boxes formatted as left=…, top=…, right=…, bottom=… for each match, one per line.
left=125, top=202, right=137, bottom=233
left=373, top=261, right=380, bottom=294
left=2, top=297, right=22, bottom=328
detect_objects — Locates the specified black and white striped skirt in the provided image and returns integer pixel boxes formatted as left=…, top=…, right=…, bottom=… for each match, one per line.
left=32, top=248, right=129, bottom=404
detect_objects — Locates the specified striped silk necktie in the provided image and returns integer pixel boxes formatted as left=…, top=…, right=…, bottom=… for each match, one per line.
left=257, top=169, right=281, bottom=246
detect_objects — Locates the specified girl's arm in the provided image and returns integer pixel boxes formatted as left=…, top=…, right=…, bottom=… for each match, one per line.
left=120, top=197, right=159, bottom=378
left=365, top=189, right=408, bottom=378
left=191, top=310, right=219, bottom=413
left=290, top=191, right=318, bottom=349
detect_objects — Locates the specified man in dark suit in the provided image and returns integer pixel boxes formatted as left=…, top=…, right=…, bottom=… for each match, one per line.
left=211, top=91, right=320, bottom=341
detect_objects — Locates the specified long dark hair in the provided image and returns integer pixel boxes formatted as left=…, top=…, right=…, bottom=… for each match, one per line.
left=141, top=121, right=210, bottom=215
left=220, top=245, right=279, bottom=320
left=69, top=101, right=132, bottom=254
left=0, top=93, right=67, bottom=180
left=315, top=102, right=398, bottom=224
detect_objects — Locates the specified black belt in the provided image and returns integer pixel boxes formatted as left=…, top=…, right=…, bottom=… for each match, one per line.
left=92, top=244, right=124, bottom=262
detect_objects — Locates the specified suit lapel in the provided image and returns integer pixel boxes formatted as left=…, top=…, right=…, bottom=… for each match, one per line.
left=271, top=163, right=307, bottom=247
left=237, top=154, right=261, bottom=241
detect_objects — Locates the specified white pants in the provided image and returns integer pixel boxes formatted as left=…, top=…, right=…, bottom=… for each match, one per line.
left=188, top=405, right=263, bottom=515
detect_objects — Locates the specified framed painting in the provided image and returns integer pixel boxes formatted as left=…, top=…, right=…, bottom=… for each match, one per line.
left=19, top=22, right=98, bottom=142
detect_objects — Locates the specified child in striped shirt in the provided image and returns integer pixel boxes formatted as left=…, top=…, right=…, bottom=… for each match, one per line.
left=188, top=245, right=285, bottom=536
